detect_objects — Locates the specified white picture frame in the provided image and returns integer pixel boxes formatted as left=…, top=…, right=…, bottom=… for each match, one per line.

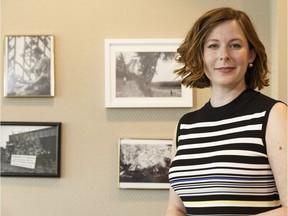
left=105, top=39, right=193, bottom=108
left=118, top=138, right=172, bottom=189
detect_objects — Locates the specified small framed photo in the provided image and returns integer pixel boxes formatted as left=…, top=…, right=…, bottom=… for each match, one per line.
left=4, top=35, right=54, bottom=97
left=105, top=39, right=193, bottom=108
left=0, top=122, right=61, bottom=177
left=118, top=138, right=172, bottom=189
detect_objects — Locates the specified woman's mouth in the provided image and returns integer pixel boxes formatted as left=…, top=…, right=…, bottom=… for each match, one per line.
left=215, top=67, right=236, bottom=73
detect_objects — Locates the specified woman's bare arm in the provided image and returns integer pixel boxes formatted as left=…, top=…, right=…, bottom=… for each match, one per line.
left=258, top=102, right=288, bottom=215
left=164, top=188, right=187, bottom=216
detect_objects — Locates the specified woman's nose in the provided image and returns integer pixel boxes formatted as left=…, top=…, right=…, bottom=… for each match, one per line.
left=220, top=56, right=230, bottom=60
left=219, top=48, right=230, bottom=61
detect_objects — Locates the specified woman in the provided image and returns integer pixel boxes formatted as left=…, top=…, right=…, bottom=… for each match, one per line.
left=165, top=7, right=287, bottom=216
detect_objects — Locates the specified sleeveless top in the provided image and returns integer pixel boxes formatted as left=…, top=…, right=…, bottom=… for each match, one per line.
left=169, top=89, right=281, bottom=215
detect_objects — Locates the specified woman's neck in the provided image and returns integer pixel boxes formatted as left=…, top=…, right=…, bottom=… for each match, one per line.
left=209, top=85, right=247, bottom=108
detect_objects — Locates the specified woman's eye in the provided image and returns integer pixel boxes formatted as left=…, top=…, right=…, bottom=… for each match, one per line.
left=207, top=44, right=218, bottom=49
left=230, top=43, right=241, bottom=48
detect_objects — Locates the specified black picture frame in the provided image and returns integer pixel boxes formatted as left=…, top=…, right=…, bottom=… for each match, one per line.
left=0, top=121, right=61, bottom=177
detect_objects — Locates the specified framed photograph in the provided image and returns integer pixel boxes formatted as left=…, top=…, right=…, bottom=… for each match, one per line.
left=118, top=138, right=172, bottom=189
left=0, top=122, right=61, bottom=177
left=105, top=39, right=193, bottom=108
left=4, top=35, right=54, bottom=97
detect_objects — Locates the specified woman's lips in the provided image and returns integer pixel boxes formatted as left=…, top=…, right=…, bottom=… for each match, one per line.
left=215, top=67, right=236, bottom=73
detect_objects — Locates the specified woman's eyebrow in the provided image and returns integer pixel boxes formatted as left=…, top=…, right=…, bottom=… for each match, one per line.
left=229, top=38, right=243, bottom=42
left=205, top=38, right=244, bottom=43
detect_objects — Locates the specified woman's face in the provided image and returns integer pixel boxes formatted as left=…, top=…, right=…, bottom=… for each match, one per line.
left=203, top=20, right=255, bottom=90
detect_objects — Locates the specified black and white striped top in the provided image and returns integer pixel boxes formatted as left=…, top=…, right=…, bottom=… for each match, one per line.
left=169, top=89, right=281, bottom=215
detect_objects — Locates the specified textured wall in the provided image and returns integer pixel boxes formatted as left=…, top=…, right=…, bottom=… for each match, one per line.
left=0, top=0, right=286, bottom=215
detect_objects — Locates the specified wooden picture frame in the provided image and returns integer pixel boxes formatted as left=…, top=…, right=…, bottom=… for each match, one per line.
left=118, top=138, right=172, bottom=189
left=4, top=35, right=55, bottom=97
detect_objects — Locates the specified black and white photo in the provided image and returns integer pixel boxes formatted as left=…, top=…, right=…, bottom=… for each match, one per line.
left=4, top=35, right=54, bottom=97
left=105, top=39, right=193, bottom=108
left=0, top=122, right=61, bottom=177
left=118, top=138, right=172, bottom=189
left=115, top=51, right=181, bottom=98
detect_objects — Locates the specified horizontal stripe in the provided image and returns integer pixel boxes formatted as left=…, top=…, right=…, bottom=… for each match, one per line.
left=183, top=200, right=281, bottom=208
left=169, top=162, right=270, bottom=173
left=177, top=137, right=263, bottom=150
left=173, top=149, right=267, bottom=161
left=170, top=176, right=275, bottom=185
left=169, top=168, right=272, bottom=179
left=178, top=125, right=262, bottom=141
left=180, top=111, right=266, bottom=129
left=173, top=182, right=277, bottom=189
left=179, top=192, right=279, bottom=198
left=176, top=187, right=278, bottom=195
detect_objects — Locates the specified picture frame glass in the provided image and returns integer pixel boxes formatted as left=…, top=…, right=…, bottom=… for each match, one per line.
left=105, top=39, right=193, bottom=108
left=119, top=138, right=172, bottom=189
left=0, top=122, right=61, bottom=177
left=4, top=35, right=54, bottom=97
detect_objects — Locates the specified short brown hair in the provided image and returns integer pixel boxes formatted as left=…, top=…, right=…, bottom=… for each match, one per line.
left=175, top=7, right=269, bottom=90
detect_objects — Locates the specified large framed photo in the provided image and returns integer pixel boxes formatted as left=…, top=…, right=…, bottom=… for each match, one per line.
left=118, top=138, right=172, bottom=189
left=105, top=39, right=193, bottom=108
left=0, top=122, right=61, bottom=177
left=4, top=35, right=54, bottom=97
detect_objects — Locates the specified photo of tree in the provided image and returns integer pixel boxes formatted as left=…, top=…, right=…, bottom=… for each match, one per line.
left=118, top=138, right=172, bottom=189
left=105, top=39, right=193, bottom=108
left=116, top=51, right=181, bottom=98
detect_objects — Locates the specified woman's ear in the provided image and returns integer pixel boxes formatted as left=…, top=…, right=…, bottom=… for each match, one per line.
left=248, top=48, right=256, bottom=63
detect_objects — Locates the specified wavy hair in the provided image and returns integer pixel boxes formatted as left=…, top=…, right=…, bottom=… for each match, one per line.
left=175, top=7, right=269, bottom=90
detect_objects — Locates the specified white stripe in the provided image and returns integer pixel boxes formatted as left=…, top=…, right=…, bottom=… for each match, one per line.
left=169, top=162, right=270, bottom=173
left=177, top=137, right=263, bottom=150
left=169, top=168, right=272, bottom=179
left=184, top=200, right=281, bottom=208
left=177, top=187, right=278, bottom=195
left=178, top=124, right=262, bottom=141
left=174, top=182, right=276, bottom=189
left=180, top=111, right=266, bottom=129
